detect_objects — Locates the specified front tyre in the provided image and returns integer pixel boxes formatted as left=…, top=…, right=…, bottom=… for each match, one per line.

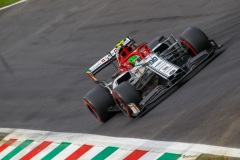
left=83, top=85, right=115, bottom=122
left=180, top=27, right=212, bottom=55
left=112, top=82, right=142, bottom=118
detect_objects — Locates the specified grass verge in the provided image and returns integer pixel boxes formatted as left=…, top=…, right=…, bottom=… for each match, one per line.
left=0, top=0, right=21, bottom=8
left=197, top=156, right=228, bottom=160
left=197, top=154, right=240, bottom=160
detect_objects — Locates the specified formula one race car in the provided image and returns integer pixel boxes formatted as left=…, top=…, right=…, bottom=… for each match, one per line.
left=83, top=27, right=222, bottom=122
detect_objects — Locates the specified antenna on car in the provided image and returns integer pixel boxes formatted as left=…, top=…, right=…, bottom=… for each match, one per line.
left=107, top=51, right=118, bottom=69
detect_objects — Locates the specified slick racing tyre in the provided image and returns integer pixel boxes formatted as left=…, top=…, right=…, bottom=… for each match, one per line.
left=113, top=82, right=142, bottom=118
left=148, top=36, right=168, bottom=53
left=148, top=36, right=166, bottom=50
left=180, top=26, right=212, bottom=55
left=83, top=85, right=115, bottom=122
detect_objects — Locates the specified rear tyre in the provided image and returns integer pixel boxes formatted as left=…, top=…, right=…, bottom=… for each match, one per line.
left=180, top=27, right=212, bottom=55
left=112, top=82, right=142, bottom=118
left=83, top=85, right=115, bottom=122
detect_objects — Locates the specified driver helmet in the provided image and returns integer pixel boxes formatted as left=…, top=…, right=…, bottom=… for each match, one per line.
left=128, top=55, right=139, bottom=66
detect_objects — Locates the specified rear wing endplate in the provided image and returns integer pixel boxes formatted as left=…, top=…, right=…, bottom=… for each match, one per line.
left=86, top=36, right=136, bottom=83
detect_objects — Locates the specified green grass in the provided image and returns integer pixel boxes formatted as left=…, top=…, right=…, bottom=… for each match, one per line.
left=197, top=155, right=229, bottom=160
left=0, top=0, right=21, bottom=8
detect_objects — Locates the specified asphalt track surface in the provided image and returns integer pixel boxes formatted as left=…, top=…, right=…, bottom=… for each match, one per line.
left=0, top=0, right=240, bottom=148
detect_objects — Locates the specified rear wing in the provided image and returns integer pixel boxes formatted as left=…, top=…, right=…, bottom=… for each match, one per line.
left=86, top=36, right=136, bottom=83
left=86, top=51, right=116, bottom=82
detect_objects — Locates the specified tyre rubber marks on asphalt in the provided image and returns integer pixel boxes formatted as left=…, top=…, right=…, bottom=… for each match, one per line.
left=0, top=138, right=182, bottom=160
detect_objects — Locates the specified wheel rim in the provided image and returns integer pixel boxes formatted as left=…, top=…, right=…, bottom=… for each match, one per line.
left=180, top=39, right=198, bottom=56
left=112, top=93, right=131, bottom=117
left=83, top=99, right=103, bottom=122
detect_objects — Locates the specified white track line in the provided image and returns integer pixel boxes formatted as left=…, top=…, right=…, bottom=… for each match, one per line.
left=0, top=0, right=27, bottom=11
